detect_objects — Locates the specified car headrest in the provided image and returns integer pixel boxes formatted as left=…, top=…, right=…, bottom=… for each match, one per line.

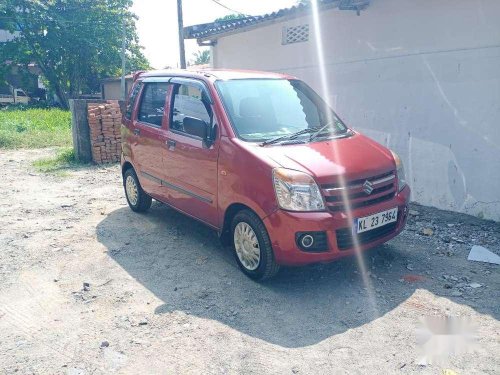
left=239, top=97, right=265, bottom=118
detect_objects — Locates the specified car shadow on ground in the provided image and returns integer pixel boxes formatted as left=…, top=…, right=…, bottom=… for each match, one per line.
left=97, top=202, right=498, bottom=348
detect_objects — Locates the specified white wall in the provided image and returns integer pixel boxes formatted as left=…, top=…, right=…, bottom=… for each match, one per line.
left=212, top=0, right=500, bottom=221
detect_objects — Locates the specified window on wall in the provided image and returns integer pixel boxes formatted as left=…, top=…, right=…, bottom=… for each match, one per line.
left=282, top=24, right=309, bottom=45
left=137, top=82, right=169, bottom=127
left=171, top=84, right=212, bottom=137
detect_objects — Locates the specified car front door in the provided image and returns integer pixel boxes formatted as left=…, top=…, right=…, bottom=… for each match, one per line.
left=15, top=89, right=28, bottom=104
left=163, top=79, right=219, bottom=228
left=132, top=79, right=171, bottom=199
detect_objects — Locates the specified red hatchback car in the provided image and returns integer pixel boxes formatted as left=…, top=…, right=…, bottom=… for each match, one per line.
left=121, top=69, right=410, bottom=280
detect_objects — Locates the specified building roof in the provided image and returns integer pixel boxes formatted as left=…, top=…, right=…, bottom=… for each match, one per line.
left=101, top=74, right=134, bottom=83
left=184, top=0, right=369, bottom=41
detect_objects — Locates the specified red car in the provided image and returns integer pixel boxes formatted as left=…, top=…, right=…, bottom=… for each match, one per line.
left=121, top=69, right=410, bottom=280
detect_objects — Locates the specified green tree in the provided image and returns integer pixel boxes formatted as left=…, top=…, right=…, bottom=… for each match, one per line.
left=0, top=0, right=150, bottom=108
left=215, top=14, right=244, bottom=22
left=189, top=50, right=210, bottom=66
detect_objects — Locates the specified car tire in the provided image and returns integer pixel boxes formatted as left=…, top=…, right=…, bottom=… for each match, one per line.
left=123, top=168, right=152, bottom=212
left=231, top=209, right=280, bottom=280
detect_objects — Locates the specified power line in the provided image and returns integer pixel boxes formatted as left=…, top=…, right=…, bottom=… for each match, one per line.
left=207, top=0, right=250, bottom=16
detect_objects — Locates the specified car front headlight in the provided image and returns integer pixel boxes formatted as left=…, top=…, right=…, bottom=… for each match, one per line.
left=391, top=151, right=407, bottom=192
left=272, top=168, right=325, bottom=211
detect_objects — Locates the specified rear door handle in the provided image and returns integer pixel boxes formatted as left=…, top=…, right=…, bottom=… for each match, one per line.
left=133, top=128, right=140, bottom=136
left=166, top=139, right=176, bottom=149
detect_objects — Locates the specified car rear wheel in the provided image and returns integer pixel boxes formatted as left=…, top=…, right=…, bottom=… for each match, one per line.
left=123, top=168, right=152, bottom=212
left=231, top=210, right=280, bottom=280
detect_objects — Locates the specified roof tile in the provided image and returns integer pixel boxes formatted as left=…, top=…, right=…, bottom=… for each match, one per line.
left=184, top=0, right=368, bottom=40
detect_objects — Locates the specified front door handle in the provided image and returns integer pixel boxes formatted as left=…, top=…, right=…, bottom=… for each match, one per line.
left=166, top=139, right=176, bottom=150
left=133, top=128, right=140, bottom=136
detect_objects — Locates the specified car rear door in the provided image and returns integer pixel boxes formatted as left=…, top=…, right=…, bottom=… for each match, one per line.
left=163, top=78, right=219, bottom=228
left=131, top=79, right=171, bottom=199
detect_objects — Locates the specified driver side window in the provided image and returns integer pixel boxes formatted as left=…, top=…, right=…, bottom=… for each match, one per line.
left=138, top=82, right=169, bottom=127
left=171, top=84, right=212, bottom=137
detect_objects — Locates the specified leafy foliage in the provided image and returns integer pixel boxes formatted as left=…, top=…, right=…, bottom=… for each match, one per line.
left=190, top=50, right=210, bottom=66
left=0, top=0, right=150, bottom=108
left=214, top=14, right=245, bottom=22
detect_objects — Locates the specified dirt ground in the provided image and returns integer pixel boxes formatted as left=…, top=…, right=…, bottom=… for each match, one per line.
left=0, top=148, right=499, bottom=375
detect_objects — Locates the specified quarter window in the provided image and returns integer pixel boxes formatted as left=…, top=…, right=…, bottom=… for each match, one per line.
left=171, top=84, right=212, bottom=137
left=125, top=82, right=142, bottom=120
left=138, top=82, right=169, bottom=127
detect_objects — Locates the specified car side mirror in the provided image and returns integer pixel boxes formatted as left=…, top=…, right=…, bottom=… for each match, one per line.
left=183, top=116, right=209, bottom=139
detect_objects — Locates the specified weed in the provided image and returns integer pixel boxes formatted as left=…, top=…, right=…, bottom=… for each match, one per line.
left=0, top=108, right=72, bottom=148
left=32, top=148, right=82, bottom=175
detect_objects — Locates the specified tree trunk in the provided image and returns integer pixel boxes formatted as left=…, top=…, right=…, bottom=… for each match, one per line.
left=54, top=84, right=69, bottom=110
left=30, top=56, right=69, bottom=109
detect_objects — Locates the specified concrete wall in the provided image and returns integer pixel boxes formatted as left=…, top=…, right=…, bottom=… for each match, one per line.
left=211, top=0, right=500, bottom=221
left=102, top=79, right=133, bottom=100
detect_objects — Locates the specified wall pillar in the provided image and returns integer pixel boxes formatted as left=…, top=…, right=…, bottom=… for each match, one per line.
left=70, top=99, right=123, bottom=163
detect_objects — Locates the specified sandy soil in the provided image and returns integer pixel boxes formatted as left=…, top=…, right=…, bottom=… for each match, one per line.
left=0, top=148, right=498, bottom=374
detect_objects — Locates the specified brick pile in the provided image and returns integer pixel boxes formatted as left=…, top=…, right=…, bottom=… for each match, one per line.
left=87, top=101, right=122, bottom=164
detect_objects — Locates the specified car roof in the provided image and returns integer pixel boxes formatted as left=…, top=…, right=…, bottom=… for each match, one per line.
left=139, top=68, right=296, bottom=82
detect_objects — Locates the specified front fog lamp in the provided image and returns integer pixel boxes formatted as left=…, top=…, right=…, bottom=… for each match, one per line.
left=391, top=151, right=407, bottom=192
left=272, top=168, right=325, bottom=211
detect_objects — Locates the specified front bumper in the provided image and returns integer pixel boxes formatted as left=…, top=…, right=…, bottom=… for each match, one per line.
left=263, top=185, right=410, bottom=266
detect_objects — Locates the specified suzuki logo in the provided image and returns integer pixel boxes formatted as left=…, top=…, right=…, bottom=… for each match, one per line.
left=363, top=180, right=374, bottom=195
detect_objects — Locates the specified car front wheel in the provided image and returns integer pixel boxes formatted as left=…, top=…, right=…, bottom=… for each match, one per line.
left=231, top=210, right=280, bottom=280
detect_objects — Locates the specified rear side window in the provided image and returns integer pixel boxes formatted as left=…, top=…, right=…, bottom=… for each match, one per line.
left=125, top=82, right=142, bottom=120
left=138, top=82, right=169, bottom=127
left=171, top=84, right=212, bottom=136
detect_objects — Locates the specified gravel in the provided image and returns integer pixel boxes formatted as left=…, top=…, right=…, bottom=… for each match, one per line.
left=0, top=148, right=498, bottom=374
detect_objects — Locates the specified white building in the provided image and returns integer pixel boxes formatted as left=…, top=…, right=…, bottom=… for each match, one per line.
left=0, top=29, right=19, bottom=43
left=1, top=28, right=43, bottom=97
left=185, top=0, right=500, bottom=221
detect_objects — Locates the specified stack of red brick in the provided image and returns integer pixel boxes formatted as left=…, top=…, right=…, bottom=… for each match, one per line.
left=87, top=101, right=122, bottom=164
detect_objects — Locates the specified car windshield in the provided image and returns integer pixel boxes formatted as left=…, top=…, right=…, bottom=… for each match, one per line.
left=215, top=79, right=348, bottom=143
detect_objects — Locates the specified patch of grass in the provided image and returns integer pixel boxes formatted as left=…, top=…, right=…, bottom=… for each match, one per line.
left=0, top=108, right=72, bottom=148
left=32, top=148, right=80, bottom=175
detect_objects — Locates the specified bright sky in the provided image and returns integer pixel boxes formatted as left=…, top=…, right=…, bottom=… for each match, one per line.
left=132, top=0, right=297, bottom=69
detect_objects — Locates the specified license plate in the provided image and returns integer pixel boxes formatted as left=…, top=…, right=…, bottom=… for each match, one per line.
left=355, top=207, right=398, bottom=234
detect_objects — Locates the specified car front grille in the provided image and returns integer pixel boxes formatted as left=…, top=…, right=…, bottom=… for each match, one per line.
left=321, top=171, right=396, bottom=213
left=335, top=220, right=398, bottom=250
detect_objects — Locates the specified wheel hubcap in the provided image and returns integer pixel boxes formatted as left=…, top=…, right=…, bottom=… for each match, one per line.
left=234, top=222, right=260, bottom=271
left=125, top=175, right=139, bottom=205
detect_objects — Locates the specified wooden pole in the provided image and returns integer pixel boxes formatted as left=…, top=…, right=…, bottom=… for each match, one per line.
left=177, top=0, right=186, bottom=69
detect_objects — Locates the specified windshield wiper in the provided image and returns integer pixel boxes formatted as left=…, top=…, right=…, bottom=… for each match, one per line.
left=309, top=120, right=347, bottom=142
left=260, top=127, right=321, bottom=146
